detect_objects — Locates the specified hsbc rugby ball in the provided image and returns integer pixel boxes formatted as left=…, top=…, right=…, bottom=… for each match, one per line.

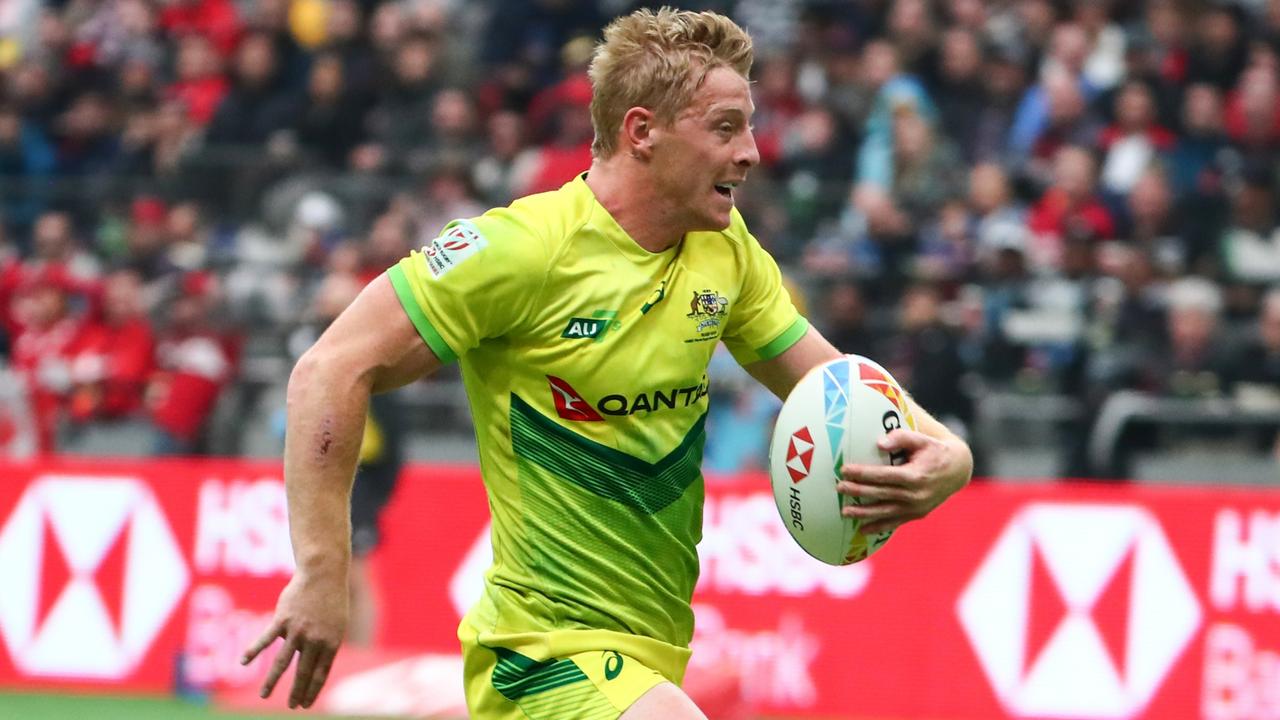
left=768, top=355, right=917, bottom=565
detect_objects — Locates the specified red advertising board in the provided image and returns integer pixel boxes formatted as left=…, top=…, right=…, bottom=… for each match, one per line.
left=2, top=457, right=1280, bottom=719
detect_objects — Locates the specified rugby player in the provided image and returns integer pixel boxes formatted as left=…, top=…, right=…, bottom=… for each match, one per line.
left=243, top=8, right=972, bottom=718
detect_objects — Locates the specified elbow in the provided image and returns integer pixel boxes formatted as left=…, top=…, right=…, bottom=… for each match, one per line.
left=286, top=348, right=324, bottom=413
left=953, top=436, right=975, bottom=486
left=287, top=342, right=376, bottom=412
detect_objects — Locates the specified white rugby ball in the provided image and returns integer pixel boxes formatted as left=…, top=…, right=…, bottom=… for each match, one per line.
left=768, top=354, right=917, bottom=565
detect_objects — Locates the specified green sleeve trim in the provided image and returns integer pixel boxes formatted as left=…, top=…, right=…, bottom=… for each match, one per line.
left=755, top=316, right=809, bottom=361
left=387, top=264, right=458, bottom=364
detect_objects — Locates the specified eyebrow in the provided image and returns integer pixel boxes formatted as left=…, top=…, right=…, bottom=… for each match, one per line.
left=707, top=107, right=752, bottom=121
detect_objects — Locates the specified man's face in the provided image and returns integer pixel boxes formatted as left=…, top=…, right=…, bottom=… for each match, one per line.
left=647, top=67, right=760, bottom=232
left=34, top=213, right=71, bottom=259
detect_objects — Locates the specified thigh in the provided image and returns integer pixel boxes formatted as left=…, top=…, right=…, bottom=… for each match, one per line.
left=619, top=682, right=707, bottom=720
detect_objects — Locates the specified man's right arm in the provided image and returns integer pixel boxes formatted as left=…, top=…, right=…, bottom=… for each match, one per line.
left=242, top=272, right=441, bottom=709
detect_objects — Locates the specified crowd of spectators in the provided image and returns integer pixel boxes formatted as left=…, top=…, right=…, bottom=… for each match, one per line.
left=1, top=0, right=1279, bottom=477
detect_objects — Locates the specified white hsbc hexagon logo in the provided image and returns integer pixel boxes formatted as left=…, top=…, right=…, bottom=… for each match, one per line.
left=957, top=503, right=1201, bottom=718
left=0, top=476, right=190, bottom=678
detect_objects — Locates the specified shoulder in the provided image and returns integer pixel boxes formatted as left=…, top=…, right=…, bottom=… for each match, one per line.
left=495, top=177, right=595, bottom=254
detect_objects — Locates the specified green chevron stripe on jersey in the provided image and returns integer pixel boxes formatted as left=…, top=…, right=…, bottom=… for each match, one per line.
left=509, top=394, right=706, bottom=514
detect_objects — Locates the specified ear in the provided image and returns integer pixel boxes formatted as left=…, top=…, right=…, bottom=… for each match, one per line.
left=620, top=107, right=657, bottom=159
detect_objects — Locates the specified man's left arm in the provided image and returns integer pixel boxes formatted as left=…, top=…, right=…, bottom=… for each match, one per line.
left=742, top=326, right=973, bottom=534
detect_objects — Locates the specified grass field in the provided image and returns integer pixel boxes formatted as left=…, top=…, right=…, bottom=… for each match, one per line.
left=0, top=691, right=895, bottom=719
left=0, top=691, right=377, bottom=719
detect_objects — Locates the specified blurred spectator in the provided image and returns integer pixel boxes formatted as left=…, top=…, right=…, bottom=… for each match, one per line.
left=748, top=56, right=804, bottom=168
left=1148, top=277, right=1231, bottom=397
left=122, top=195, right=179, bottom=286
left=414, top=163, right=485, bottom=244
left=1077, top=276, right=1233, bottom=477
left=969, top=163, right=1027, bottom=262
left=158, top=0, right=242, bottom=59
left=1097, top=243, right=1166, bottom=353
left=774, top=104, right=854, bottom=255
left=974, top=229, right=1033, bottom=383
left=704, top=343, right=779, bottom=475
left=1008, top=23, right=1100, bottom=166
left=820, top=279, right=876, bottom=355
left=0, top=1, right=41, bottom=69
left=147, top=271, right=235, bottom=454
left=521, top=74, right=595, bottom=196
left=8, top=268, right=82, bottom=452
left=889, top=109, right=965, bottom=227
left=73, top=0, right=163, bottom=72
left=0, top=103, right=56, bottom=235
left=165, top=200, right=210, bottom=272
left=882, top=283, right=972, bottom=435
left=13, top=210, right=101, bottom=292
left=115, top=47, right=164, bottom=113
left=1224, top=63, right=1280, bottom=153
left=1118, top=168, right=1193, bottom=276
left=931, top=27, right=985, bottom=162
left=1098, top=80, right=1176, bottom=196
left=54, top=91, right=120, bottom=176
left=6, top=60, right=64, bottom=129
left=481, top=0, right=605, bottom=95
left=1169, top=83, right=1230, bottom=198
left=362, top=211, right=412, bottom=285
left=1074, top=0, right=1126, bottom=92
left=968, top=45, right=1027, bottom=164
left=1230, top=286, right=1280, bottom=401
left=886, top=0, right=939, bottom=81
left=360, top=32, right=443, bottom=173
left=166, top=34, right=228, bottom=126
left=856, top=39, right=937, bottom=192
left=850, top=106, right=965, bottom=282
left=322, top=0, right=376, bottom=104
left=1133, top=0, right=1191, bottom=108
left=1186, top=4, right=1249, bottom=91
left=116, top=97, right=201, bottom=188
left=916, top=199, right=976, bottom=283
left=406, top=88, right=484, bottom=175
left=289, top=52, right=365, bottom=169
left=64, top=268, right=154, bottom=426
left=1027, top=145, right=1115, bottom=271
left=1010, top=67, right=1105, bottom=187
left=1221, top=164, right=1280, bottom=283
left=205, top=31, right=293, bottom=147
left=244, top=0, right=307, bottom=89
left=472, top=110, right=539, bottom=206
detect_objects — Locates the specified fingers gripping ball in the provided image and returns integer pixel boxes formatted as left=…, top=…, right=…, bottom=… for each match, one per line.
left=768, top=355, right=916, bottom=565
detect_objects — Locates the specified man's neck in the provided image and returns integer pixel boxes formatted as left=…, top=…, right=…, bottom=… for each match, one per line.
left=584, top=157, right=685, bottom=253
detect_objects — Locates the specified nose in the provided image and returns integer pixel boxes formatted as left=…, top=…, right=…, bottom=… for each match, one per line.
left=736, top=129, right=760, bottom=169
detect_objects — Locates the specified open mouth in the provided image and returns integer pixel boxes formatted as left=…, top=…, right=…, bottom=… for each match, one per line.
left=714, top=181, right=738, bottom=198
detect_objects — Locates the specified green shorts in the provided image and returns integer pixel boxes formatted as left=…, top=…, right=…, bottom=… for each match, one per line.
left=458, top=619, right=670, bottom=719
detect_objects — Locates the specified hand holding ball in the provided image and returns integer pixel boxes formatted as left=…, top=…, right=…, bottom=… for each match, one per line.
left=768, top=355, right=916, bottom=565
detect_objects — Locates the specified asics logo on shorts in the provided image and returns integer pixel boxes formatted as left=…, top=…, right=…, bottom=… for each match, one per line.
left=604, top=651, right=624, bottom=680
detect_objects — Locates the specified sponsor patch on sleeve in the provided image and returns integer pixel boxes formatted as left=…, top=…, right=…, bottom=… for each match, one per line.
left=422, top=220, right=488, bottom=278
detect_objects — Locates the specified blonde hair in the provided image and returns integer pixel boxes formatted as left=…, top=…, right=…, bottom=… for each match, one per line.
left=588, top=7, right=753, bottom=158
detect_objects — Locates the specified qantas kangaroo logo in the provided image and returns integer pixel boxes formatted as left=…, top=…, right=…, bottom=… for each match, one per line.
left=547, top=376, right=604, bottom=422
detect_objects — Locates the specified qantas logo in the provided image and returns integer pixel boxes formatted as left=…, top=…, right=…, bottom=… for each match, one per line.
left=547, top=376, right=603, bottom=422
left=0, top=476, right=190, bottom=678
left=957, top=503, right=1201, bottom=718
left=546, top=375, right=709, bottom=420
left=785, top=427, right=815, bottom=483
